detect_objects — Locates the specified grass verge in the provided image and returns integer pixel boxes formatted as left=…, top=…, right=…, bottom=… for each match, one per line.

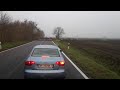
left=54, top=40, right=120, bottom=79
left=0, top=41, right=30, bottom=52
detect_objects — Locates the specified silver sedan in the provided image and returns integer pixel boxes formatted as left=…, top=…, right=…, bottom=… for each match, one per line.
left=24, top=45, right=65, bottom=79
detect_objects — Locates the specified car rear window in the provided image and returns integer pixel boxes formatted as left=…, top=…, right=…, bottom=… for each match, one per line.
left=31, top=48, right=60, bottom=57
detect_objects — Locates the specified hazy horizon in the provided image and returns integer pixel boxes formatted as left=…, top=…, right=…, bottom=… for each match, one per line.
left=6, top=11, right=120, bottom=39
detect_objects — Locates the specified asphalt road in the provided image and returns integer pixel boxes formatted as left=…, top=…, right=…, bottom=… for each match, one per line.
left=0, top=40, right=85, bottom=79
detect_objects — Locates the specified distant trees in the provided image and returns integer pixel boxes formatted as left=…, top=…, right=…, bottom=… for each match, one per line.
left=53, top=27, right=65, bottom=39
left=0, top=12, right=45, bottom=43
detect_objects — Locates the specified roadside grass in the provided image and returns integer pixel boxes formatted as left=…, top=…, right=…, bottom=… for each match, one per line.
left=76, top=48, right=120, bottom=76
left=54, top=40, right=120, bottom=79
left=0, top=41, right=30, bottom=52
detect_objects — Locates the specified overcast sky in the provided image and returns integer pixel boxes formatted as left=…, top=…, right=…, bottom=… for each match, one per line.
left=6, top=11, right=120, bottom=39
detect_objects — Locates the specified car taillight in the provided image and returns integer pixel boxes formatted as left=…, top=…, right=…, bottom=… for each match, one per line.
left=25, top=61, right=35, bottom=66
left=56, top=61, right=65, bottom=66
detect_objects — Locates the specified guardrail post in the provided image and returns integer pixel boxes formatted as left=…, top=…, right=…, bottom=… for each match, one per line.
left=0, top=42, right=2, bottom=50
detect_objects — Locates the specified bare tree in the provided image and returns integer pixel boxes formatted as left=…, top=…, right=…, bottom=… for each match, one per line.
left=0, top=11, right=12, bottom=42
left=0, top=11, right=12, bottom=24
left=53, top=27, right=65, bottom=39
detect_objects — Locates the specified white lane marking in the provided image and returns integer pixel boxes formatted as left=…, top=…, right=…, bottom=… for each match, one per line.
left=52, top=41, right=89, bottom=79
left=0, top=41, right=35, bottom=54
left=62, top=52, right=89, bottom=79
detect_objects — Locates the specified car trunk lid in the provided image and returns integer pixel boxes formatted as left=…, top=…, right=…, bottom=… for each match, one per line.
left=27, top=56, right=63, bottom=70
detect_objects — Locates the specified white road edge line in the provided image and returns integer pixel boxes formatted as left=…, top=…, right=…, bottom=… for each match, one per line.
left=0, top=41, right=35, bottom=54
left=52, top=41, right=89, bottom=79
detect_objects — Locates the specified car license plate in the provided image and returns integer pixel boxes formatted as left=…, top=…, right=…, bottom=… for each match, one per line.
left=37, top=64, right=53, bottom=69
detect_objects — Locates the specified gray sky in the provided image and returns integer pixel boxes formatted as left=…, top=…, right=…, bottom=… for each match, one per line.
left=6, top=11, right=120, bottom=39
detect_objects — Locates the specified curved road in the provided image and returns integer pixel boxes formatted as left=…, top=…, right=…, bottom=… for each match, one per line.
left=0, top=40, right=85, bottom=79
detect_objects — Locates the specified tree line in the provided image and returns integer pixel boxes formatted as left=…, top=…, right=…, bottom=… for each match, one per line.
left=0, top=12, right=45, bottom=43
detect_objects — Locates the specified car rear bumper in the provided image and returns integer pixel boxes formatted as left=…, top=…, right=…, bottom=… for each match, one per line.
left=24, top=69, right=65, bottom=79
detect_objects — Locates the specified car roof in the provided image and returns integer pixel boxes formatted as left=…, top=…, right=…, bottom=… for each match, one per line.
left=34, top=45, right=59, bottom=49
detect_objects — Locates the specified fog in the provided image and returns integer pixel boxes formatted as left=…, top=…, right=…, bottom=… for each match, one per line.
left=6, top=11, right=120, bottom=39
